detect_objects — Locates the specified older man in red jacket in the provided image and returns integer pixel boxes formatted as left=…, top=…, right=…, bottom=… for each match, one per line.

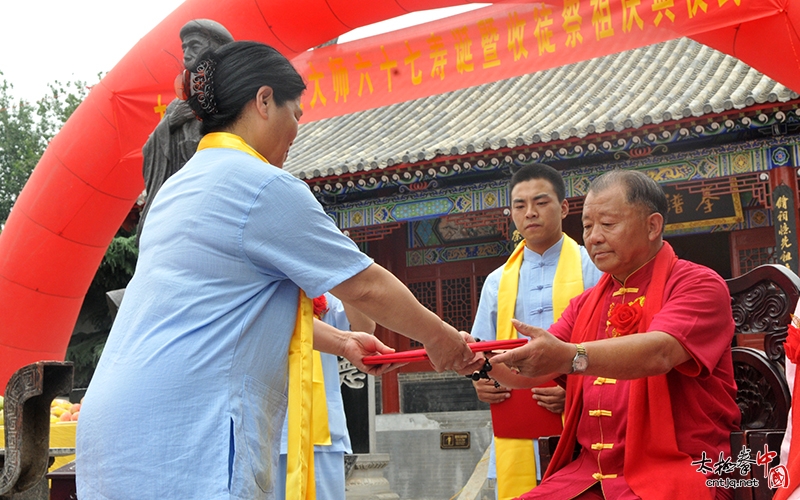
left=492, top=169, right=740, bottom=500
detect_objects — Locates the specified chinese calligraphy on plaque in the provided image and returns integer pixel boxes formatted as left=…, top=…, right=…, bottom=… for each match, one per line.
left=772, top=184, right=798, bottom=274
left=663, top=182, right=743, bottom=231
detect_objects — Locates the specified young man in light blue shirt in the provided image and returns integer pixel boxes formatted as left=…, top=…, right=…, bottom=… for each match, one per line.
left=471, top=163, right=602, bottom=499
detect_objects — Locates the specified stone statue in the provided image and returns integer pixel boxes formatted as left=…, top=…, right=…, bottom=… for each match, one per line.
left=137, top=19, right=234, bottom=245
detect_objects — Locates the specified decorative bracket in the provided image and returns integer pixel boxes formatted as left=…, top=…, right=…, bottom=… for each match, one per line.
left=0, top=361, right=73, bottom=498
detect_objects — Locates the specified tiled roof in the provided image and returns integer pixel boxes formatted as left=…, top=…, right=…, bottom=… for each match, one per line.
left=285, top=37, right=798, bottom=180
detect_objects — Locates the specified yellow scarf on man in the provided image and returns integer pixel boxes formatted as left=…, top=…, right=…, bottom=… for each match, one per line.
left=197, top=132, right=324, bottom=499
left=494, top=234, right=583, bottom=500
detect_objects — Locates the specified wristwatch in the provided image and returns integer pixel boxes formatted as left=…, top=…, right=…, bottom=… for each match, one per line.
left=570, top=343, right=588, bottom=374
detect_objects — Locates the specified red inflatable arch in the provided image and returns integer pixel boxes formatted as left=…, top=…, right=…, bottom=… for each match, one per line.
left=0, top=0, right=482, bottom=387
left=0, top=0, right=797, bottom=387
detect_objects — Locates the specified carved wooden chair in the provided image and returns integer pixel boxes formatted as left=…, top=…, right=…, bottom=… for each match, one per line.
left=728, top=264, right=799, bottom=500
left=537, top=264, right=799, bottom=500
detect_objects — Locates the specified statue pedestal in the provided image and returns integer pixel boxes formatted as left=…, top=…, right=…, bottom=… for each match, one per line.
left=345, top=453, right=399, bottom=500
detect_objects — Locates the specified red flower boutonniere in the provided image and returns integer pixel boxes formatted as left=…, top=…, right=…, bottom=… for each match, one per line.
left=312, top=295, right=329, bottom=319
left=608, top=296, right=645, bottom=337
left=785, top=314, right=800, bottom=364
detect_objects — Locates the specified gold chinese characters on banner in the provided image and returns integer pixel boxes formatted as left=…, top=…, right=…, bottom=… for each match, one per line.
left=291, top=0, right=751, bottom=122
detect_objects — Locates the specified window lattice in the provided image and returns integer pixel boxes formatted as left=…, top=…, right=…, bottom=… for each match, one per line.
left=475, top=275, right=488, bottom=302
left=738, top=246, right=777, bottom=275
left=442, top=277, right=473, bottom=332
left=408, top=281, right=437, bottom=347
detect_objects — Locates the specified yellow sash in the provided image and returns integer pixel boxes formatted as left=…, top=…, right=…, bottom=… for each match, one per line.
left=494, top=234, right=583, bottom=500
left=312, top=351, right=332, bottom=446
left=286, top=292, right=316, bottom=499
left=197, top=132, right=320, bottom=499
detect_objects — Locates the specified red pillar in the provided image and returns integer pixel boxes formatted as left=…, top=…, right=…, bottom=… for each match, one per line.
left=367, top=226, right=406, bottom=414
left=377, top=328, right=401, bottom=414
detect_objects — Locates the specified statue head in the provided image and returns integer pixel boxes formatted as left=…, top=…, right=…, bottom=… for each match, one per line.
left=180, top=19, right=234, bottom=71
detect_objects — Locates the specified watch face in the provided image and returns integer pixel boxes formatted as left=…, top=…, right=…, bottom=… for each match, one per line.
left=574, top=356, right=589, bottom=372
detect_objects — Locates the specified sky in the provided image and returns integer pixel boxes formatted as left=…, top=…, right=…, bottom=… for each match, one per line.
left=0, top=1, right=487, bottom=104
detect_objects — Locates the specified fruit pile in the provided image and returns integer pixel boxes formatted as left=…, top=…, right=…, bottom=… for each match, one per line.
left=50, top=398, right=81, bottom=423
left=0, top=396, right=81, bottom=425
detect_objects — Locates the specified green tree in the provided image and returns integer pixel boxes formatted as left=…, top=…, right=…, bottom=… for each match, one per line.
left=0, top=79, right=43, bottom=225
left=68, top=232, right=140, bottom=388
left=0, top=73, right=138, bottom=388
left=0, top=75, right=90, bottom=225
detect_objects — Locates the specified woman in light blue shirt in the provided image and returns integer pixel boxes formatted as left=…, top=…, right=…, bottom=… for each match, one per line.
left=76, top=41, right=481, bottom=500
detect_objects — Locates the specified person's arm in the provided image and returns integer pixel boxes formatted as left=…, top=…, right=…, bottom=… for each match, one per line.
left=341, top=301, right=376, bottom=334
left=330, top=264, right=482, bottom=373
left=242, top=177, right=481, bottom=375
left=312, top=318, right=399, bottom=376
left=491, top=319, right=691, bottom=380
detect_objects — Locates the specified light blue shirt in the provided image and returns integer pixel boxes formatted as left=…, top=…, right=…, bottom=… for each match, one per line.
left=471, top=236, right=602, bottom=480
left=76, top=147, right=373, bottom=500
left=279, top=293, right=352, bottom=455
left=472, top=237, right=601, bottom=343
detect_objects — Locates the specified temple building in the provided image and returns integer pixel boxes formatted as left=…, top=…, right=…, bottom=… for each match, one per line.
left=283, top=36, right=800, bottom=498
